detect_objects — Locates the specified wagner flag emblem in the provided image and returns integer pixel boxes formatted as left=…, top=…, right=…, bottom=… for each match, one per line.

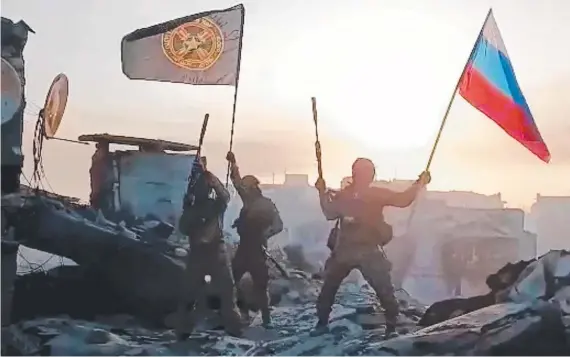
left=121, top=4, right=244, bottom=86
left=458, top=10, right=550, bottom=162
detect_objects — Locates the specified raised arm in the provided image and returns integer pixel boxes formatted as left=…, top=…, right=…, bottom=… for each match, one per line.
left=369, top=171, right=431, bottom=208
left=315, top=177, right=340, bottom=220
left=229, top=162, right=248, bottom=200
left=207, top=172, right=230, bottom=212
left=376, top=185, right=423, bottom=208
left=319, top=191, right=341, bottom=220
left=226, top=151, right=248, bottom=201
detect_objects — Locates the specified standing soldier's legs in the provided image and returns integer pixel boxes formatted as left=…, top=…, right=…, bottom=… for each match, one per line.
left=212, top=243, right=243, bottom=336
left=231, top=246, right=249, bottom=318
left=358, top=250, right=399, bottom=332
left=175, top=251, right=204, bottom=339
left=249, top=251, right=271, bottom=326
left=316, top=253, right=353, bottom=326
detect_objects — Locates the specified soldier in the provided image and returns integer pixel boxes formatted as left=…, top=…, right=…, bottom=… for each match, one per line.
left=226, top=151, right=283, bottom=327
left=314, top=158, right=430, bottom=337
left=175, top=159, right=242, bottom=339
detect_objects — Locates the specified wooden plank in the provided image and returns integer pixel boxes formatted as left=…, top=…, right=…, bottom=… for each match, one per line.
left=77, top=133, right=198, bottom=152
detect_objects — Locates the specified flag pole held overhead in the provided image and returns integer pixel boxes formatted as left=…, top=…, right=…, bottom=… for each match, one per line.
left=458, top=10, right=550, bottom=163
left=406, top=9, right=551, bottom=235
left=225, top=6, right=246, bottom=187
left=424, top=9, right=493, bottom=171
left=426, top=8, right=550, bottom=169
left=121, top=4, right=244, bottom=86
left=311, top=97, right=324, bottom=180
left=120, top=4, right=246, bottom=185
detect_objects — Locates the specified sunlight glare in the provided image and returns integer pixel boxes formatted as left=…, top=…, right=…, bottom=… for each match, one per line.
left=270, top=6, right=458, bottom=150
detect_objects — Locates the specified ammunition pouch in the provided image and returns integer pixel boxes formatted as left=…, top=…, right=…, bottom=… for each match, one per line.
left=178, top=197, right=217, bottom=237
left=327, top=219, right=393, bottom=248
left=326, top=219, right=340, bottom=251
left=375, top=221, right=394, bottom=247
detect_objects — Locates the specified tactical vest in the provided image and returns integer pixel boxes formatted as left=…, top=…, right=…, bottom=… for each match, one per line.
left=329, top=188, right=393, bottom=249
left=234, top=196, right=275, bottom=244
left=179, top=189, right=224, bottom=245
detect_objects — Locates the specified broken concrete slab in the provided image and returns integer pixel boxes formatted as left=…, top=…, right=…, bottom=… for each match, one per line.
left=369, top=302, right=570, bottom=355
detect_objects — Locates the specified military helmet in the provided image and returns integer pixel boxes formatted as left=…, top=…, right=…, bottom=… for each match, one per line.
left=241, top=174, right=260, bottom=188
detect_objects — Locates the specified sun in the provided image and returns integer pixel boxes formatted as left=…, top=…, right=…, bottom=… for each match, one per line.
left=266, top=7, right=460, bottom=151
left=324, top=89, right=440, bottom=150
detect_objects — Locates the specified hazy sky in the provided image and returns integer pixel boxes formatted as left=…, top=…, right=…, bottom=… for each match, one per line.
left=3, top=0, right=570, bottom=208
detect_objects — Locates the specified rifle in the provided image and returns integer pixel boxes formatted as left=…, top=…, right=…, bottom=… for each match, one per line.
left=185, top=113, right=210, bottom=205
left=263, top=247, right=289, bottom=279
left=177, top=113, right=210, bottom=331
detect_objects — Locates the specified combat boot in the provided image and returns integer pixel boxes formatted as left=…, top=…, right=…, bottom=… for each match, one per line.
left=174, top=305, right=196, bottom=341
left=225, top=324, right=243, bottom=338
left=261, top=308, right=272, bottom=328
left=310, top=319, right=330, bottom=336
left=384, top=320, right=398, bottom=339
left=239, top=307, right=250, bottom=323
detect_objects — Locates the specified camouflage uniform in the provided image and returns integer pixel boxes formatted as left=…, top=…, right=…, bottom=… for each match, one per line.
left=229, top=163, right=283, bottom=325
left=318, top=239, right=398, bottom=326
left=176, top=172, right=242, bottom=338
left=316, top=184, right=422, bottom=330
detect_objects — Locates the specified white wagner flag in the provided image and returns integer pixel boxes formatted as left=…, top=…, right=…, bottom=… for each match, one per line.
left=121, top=4, right=244, bottom=86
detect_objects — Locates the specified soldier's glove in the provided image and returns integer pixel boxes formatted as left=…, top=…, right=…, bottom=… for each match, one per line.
left=226, top=151, right=236, bottom=164
left=192, top=157, right=205, bottom=171
left=314, top=177, right=327, bottom=194
left=416, top=171, right=431, bottom=186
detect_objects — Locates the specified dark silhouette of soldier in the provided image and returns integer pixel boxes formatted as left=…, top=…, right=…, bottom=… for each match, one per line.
left=314, top=158, right=430, bottom=337
left=176, top=158, right=242, bottom=338
left=226, top=151, right=283, bottom=327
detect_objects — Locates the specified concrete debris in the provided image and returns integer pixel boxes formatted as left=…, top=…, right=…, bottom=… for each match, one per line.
left=4, top=249, right=568, bottom=355
left=367, top=301, right=569, bottom=356
left=2, top=191, right=569, bottom=355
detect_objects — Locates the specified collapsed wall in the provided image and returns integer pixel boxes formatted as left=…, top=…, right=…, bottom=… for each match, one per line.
left=1, top=17, right=32, bottom=194
left=1, top=17, right=33, bottom=329
left=386, top=204, right=537, bottom=303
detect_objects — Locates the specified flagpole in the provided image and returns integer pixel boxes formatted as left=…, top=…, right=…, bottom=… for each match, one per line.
left=225, top=7, right=246, bottom=187
left=403, top=9, right=493, bottom=238
left=424, top=8, right=492, bottom=171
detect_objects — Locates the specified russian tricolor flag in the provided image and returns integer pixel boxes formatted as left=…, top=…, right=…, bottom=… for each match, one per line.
left=459, top=10, right=551, bottom=162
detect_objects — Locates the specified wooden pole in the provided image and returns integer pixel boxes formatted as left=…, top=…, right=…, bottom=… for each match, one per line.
left=225, top=8, right=246, bottom=187
left=404, top=9, right=493, bottom=234
left=311, top=97, right=323, bottom=180
left=424, top=8, right=492, bottom=171
left=46, top=136, right=89, bottom=145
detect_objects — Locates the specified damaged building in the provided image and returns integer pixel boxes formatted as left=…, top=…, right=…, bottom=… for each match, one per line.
left=1, top=13, right=569, bottom=357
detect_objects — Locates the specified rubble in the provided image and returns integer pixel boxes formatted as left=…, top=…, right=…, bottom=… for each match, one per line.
left=366, top=301, right=569, bottom=355
left=418, top=257, right=536, bottom=327
left=3, top=248, right=569, bottom=355
left=3, top=245, right=570, bottom=355
left=3, top=187, right=569, bottom=355
left=3, top=282, right=425, bottom=356
left=1, top=16, right=33, bottom=330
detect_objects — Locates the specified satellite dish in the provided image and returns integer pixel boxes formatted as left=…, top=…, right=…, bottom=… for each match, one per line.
left=1, top=58, right=23, bottom=125
left=42, top=73, right=69, bottom=138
